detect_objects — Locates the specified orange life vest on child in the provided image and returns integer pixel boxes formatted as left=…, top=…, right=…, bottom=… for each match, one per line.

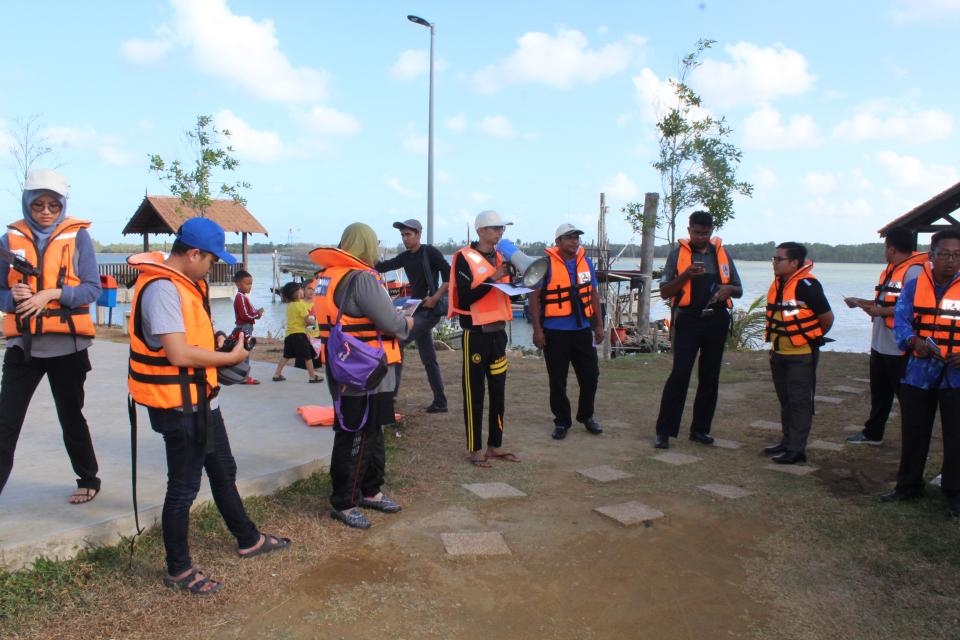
left=673, top=237, right=733, bottom=309
left=541, top=246, right=594, bottom=318
left=3, top=218, right=96, bottom=338
left=765, top=262, right=825, bottom=348
left=874, top=252, right=928, bottom=329
left=911, top=263, right=960, bottom=357
left=447, top=245, right=513, bottom=326
left=127, top=252, right=218, bottom=409
left=309, top=247, right=403, bottom=365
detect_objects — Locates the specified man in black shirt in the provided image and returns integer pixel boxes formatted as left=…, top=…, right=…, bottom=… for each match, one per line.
left=375, top=219, right=450, bottom=412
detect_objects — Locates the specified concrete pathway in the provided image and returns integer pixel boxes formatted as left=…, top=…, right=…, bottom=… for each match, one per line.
left=0, top=340, right=335, bottom=570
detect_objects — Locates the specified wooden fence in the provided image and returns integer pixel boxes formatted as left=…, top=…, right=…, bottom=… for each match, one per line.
left=99, top=262, right=244, bottom=287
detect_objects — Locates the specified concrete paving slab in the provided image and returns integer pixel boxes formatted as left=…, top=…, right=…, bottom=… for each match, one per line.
left=462, top=482, right=527, bottom=498
left=697, top=484, right=753, bottom=499
left=815, top=395, right=844, bottom=404
left=0, top=341, right=335, bottom=570
left=764, top=463, right=819, bottom=476
left=441, top=532, right=511, bottom=555
left=577, top=466, right=634, bottom=482
left=651, top=452, right=701, bottom=465
left=594, top=501, right=664, bottom=526
left=712, top=438, right=742, bottom=450
left=808, top=439, right=844, bottom=452
left=850, top=377, right=871, bottom=384
left=750, top=420, right=782, bottom=431
left=832, top=385, right=866, bottom=394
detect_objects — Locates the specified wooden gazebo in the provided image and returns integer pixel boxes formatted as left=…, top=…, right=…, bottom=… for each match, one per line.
left=122, top=195, right=268, bottom=271
left=879, top=180, right=960, bottom=246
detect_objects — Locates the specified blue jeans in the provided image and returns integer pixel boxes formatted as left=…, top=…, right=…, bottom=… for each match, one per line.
left=396, top=309, right=447, bottom=407
left=148, top=406, right=260, bottom=576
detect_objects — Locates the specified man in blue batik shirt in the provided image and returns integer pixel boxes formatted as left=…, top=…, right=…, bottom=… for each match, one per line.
left=881, top=229, right=960, bottom=518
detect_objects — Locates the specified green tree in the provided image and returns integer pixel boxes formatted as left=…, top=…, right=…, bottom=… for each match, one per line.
left=149, top=115, right=250, bottom=215
left=652, top=39, right=753, bottom=246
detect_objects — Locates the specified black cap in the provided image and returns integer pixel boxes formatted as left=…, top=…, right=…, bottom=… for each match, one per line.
left=392, top=219, right=423, bottom=233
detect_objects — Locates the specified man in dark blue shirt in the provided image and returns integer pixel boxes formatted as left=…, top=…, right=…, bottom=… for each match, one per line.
left=882, top=229, right=960, bottom=517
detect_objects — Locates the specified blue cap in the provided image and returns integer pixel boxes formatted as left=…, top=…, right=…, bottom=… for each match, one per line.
left=176, top=218, right=237, bottom=265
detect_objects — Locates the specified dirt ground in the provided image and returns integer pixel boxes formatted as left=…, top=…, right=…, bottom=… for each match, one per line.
left=14, top=336, right=960, bottom=639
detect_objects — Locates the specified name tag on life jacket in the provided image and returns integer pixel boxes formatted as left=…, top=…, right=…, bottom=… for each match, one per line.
left=577, top=270, right=591, bottom=284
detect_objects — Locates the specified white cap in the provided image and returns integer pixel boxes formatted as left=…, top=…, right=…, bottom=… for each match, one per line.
left=475, top=210, right=513, bottom=230
left=24, top=169, right=69, bottom=198
left=555, top=223, right=584, bottom=239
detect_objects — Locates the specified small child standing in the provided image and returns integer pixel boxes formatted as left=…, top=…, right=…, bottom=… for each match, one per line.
left=233, top=269, right=264, bottom=385
left=295, top=281, right=323, bottom=371
left=273, top=281, right=323, bottom=383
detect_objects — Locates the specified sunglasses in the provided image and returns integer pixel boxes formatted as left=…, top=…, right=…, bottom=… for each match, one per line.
left=30, top=200, right=63, bottom=213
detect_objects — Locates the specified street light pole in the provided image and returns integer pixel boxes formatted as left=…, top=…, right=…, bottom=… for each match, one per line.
left=407, top=14, right=435, bottom=245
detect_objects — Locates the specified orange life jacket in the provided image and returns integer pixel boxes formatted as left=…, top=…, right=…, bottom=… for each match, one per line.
left=911, top=263, right=960, bottom=357
left=447, top=246, right=513, bottom=326
left=127, top=252, right=219, bottom=409
left=3, top=218, right=96, bottom=338
left=541, top=246, right=594, bottom=318
left=874, top=252, right=929, bottom=329
left=765, top=262, right=825, bottom=347
left=673, top=237, right=733, bottom=309
left=308, top=247, right=403, bottom=365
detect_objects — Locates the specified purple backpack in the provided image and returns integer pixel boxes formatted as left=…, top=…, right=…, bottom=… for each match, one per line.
left=326, top=272, right=389, bottom=431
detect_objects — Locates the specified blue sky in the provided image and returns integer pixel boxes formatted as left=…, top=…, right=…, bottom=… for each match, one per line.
left=1, top=0, right=959, bottom=247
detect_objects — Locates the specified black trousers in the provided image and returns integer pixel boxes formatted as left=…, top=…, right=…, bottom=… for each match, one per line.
left=462, top=328, right=508, bottom=452
left=329, top=391, right=392, bottom=511
left=0, top=346, right=99, bottom=494
left=543, top=328, right=599, bottom=427
left=895, top=384, right=960, bottom=498
left=655, top=310, right=730, bottom=437
left=148, top=406, right=260, bottom=576
left=863, top=349, right=907, bottom=440
left=770, top=351, right=818, bottom=454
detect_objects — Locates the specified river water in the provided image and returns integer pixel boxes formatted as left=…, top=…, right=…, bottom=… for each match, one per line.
left=99, top=253, right=885, bottom=353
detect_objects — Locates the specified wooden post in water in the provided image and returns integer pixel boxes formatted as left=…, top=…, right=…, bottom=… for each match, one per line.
left=637, top=192, right=659, bottom=336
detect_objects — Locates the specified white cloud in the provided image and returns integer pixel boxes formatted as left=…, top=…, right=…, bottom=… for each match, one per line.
left=389, top=49, right=448, bottom=80
left=892, top=0, right=960, bottom=22
left=471, top=29, right=645, bottom=93
left=386, top=176, right=417, bottom=198
left=444, top=113, right=466, bottom=133
left=120, top=26, right=176, bottom=65
left=401, top=126, right=428, bottom=154
left=741, top=105, right=820, bottom=150
left=754, top=167, right=779, bottom=190
left=0, top=127, right=14, bottom=154
left=213, top=110, right=285, bottom=163
left=803, top=196, right=874, bottom=220
left=437, top=171, right=452, bottom=183
left=469, top=192, right=490, bottom=203
left=803, top=172, right=837, bottom=195
left=165, top=0, right=328, bottom=103
left=693, top=42, right=815, bottom=108
left=833, top=106, right=953, bottom=143
left=99, top=145, right=138, bottom=166
left=295, top=105, right=361, bottom=137
left=602, top=172, right=639, bottom=201
left=42, top=126, right=98, bottom=148
left=875, top=151, right=959, bottom=193
left=480, top=115, right=515, bottom=138
left=37, top=125, right=138, bottom=166
left=632, top=68, right=710, bottom=124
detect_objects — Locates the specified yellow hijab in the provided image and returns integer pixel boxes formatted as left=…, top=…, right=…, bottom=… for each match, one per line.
left=338, top=222, right=379, bottom=267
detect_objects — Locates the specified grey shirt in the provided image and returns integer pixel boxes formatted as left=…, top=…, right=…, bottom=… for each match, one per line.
left=871, top=263, right=922, bottom=356
left=139, top=279, right=219, bottom=409
left=330, top=270, right=410, bottom=396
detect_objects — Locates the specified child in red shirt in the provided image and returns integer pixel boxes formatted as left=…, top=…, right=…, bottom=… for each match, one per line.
left=233, top=270, right=264, bottom=384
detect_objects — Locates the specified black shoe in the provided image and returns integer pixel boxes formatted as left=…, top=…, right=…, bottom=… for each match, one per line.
left=425, top=403, right=448, bottom=414
left=551, top=425, right=569, bottom=440
left=689, top=431, right=714, bottom=445
left=879, top=489, right=923, bottom=503
left=772, top=451, right=807, bottom=465
left=763, top=442, right=787, bottom=455
left=654, top=434, right=669, bottom=449
left=582, top=418, right=603, bottom=435
left=846, top=432, right=883, bottom=446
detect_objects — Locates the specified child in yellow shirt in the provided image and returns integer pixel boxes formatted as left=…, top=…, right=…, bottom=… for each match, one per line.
left=272, top=282, right=322, bottom=383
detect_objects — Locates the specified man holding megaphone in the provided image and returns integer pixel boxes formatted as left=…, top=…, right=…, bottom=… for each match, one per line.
left=449, top=211, right=520, bottom=468
left=528, top=224, right=604, bottom=440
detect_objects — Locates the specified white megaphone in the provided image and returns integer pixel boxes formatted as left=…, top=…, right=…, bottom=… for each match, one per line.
left=496, top=239, right=548, bottom=288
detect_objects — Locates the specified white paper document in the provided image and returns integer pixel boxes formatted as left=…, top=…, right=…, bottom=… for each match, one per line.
left=482, top=282, right=534, bottom=296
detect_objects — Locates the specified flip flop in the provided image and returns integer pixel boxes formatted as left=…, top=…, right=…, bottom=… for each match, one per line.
left=487, top=452, right=521, bottom=463
left=238, top=533, right=291, bottom=559
left=68, top=487, right=98, bottom=504
left=468, top=456, right=492, bottom=468
left=272, top=375, right=286, bottom=382
left=163, top=568, right=223, bottom=596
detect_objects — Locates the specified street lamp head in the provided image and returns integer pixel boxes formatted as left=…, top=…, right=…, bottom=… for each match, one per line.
left=407, top=14, right=431, bottom=28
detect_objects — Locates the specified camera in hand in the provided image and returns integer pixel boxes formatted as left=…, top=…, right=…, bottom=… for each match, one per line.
left=217, top=329, right=256, bottom=353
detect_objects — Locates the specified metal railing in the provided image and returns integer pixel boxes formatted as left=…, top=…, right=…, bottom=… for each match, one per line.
left=98, top=262, right=244, bottom=287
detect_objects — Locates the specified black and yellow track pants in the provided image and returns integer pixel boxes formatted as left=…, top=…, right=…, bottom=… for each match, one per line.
left=461, top=328, right=508, bottom=452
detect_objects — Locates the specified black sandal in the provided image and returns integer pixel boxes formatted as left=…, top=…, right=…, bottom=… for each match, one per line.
left=163, top=568, right=223, bottom=596
left=238, top=533, right=292, bottom=559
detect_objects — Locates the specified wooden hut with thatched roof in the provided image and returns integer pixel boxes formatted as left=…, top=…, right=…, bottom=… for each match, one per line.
left=879, top=181, right=960, bottom=246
